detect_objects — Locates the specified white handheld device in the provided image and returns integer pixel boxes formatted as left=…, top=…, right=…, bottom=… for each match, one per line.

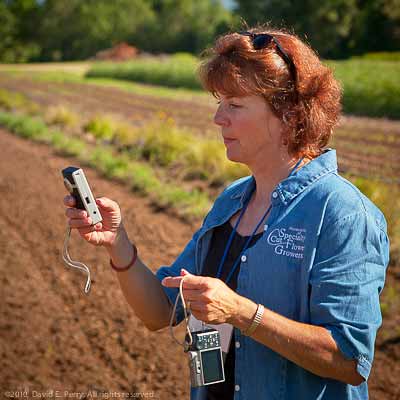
left=62, top=166, right=103, bottom=226
left=61, top=166, right=103, bottom=294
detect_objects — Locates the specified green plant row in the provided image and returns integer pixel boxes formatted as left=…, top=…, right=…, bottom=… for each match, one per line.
left=0, top=88, right=40, bottom=114
left=0, top=86, right=248, bottom=186
left=0, top=89, right=398, bottom=264
left=326, top=60, right=400, bottom=120
left=0, top=84, right=248, bottom=185
left=0, top=110, right=212, bottom=219
left=86, top=54, right=202, bottom=90
left=352, top=52, right=400, bottom=62
left=86, top=54, right=400, bottom=119
left=83, top=113, right=249, bottom=185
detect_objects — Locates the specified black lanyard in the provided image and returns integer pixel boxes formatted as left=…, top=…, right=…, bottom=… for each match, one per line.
left=216, top=158, right=304, bottom=285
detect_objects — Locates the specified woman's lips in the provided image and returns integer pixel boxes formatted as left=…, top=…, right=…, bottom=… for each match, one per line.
left=223, top=137, right=236, bottom=145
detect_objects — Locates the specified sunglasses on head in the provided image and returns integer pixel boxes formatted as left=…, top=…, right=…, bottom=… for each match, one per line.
left=238, top=31, right=296, bottom=83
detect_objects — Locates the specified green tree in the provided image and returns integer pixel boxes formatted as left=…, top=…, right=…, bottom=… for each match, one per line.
left=348, top=0, right=400, bottom=55
left=0, top=0, right=41, bottom=62
left=1, top=0, right=235, bottom=61
left=0, top=2, right=17, bottom=61
left=234, top=0, right=400, bottom=58
left=135, top=0, right=233, bottom=54
left=235, top=0, right=359, bottom=58
left=37, top=0, right=155, bottom=60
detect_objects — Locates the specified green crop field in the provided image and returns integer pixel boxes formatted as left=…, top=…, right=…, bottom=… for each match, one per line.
left=86, top=54, right=400, bottom=119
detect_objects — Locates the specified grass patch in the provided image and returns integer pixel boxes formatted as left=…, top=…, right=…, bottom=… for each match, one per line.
left=127, top=162, right=162, bottom=194
left=45, top=105, right=80, bottom=129
left=0, top=89, right=27, bottom=110
left=50, top=130, right=87, bottom=158
left=88, top=147, right=132, bottom=180
left=327, top=59, right=400, bottom=119
left=0, top=112, right=49, bottom=141
left=86, top=54, right=201, bottom=90
left=81, top=111, right=249, bottom=185
left=0, top=88, right=40, bottom=115
left=353, top=52, right=400, bottom=62
left=84, top=114, right=117, bottom=141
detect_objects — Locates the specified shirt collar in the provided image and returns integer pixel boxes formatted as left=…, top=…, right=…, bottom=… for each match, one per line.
left=230, top=176, right=256, bottom=204
left=230, top=148, right=338, bottom=206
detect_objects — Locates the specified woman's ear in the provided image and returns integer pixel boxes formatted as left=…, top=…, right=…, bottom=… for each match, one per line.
left=279, top=126, right=289, bottom=146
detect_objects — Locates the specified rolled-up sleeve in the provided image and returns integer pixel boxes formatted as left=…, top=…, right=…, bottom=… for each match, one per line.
left=310, top=211, right=390, bottom=380
left=155, top=226, right=203, bottom=326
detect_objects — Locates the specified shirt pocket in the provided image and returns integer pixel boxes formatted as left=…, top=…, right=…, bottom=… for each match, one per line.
left=242, top=231, right=304, bottom=319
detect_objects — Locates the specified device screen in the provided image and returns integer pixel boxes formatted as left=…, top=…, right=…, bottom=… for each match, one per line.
left=201, top=349, right=224, bottom=384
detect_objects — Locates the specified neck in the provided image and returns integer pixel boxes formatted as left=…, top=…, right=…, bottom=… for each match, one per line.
left=249, top=155, right=305, bottom=206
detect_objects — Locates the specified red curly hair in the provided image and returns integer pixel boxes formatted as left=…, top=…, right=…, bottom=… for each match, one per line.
left=198, top=26, right=342, bottom=159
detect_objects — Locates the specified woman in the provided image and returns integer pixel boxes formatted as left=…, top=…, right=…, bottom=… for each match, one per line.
left=64, top=27, right=389, bottom=400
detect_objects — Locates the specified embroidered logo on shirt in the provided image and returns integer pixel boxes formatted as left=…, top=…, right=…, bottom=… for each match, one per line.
left=266, top=227, right=306, bottom=259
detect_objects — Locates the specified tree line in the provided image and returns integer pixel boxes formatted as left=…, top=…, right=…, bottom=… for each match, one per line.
left=0, top=0, right=399, bottom=63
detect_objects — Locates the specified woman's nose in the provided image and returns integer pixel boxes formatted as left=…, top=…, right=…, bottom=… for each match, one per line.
left=214, top=107, right=229, bottom=127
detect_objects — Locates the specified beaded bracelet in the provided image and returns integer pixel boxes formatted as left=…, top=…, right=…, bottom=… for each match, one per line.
left=109, top=243, right=138, bottom=272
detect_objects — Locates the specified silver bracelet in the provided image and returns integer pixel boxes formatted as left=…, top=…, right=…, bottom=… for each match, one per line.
left=242, top=304, right=265, bottom=336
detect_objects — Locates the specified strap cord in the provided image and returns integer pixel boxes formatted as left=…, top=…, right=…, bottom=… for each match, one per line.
left=62, top=226, right=91, bottom=294
left=169, top=276, right=193, bottom=349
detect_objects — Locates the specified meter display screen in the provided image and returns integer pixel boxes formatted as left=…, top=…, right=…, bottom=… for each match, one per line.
left=201, top=349, right=224, bottom=384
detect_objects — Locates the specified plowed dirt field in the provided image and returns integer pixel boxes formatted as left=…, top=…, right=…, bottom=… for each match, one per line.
left=1, top=117, right=399, bottom=398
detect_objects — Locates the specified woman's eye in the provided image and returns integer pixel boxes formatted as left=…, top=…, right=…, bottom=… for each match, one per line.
left=215, top=100, right=240, bottom=108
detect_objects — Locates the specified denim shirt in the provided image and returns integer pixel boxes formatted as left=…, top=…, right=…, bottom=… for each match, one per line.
left=156, top=149, right=390, bottom=400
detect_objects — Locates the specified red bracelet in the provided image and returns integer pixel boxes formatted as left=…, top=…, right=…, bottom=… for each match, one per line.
left=110, top=244, right=138, bottom=272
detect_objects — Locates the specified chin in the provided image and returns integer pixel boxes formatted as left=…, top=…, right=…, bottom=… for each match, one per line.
left=226, top=149, right=245, bottom=164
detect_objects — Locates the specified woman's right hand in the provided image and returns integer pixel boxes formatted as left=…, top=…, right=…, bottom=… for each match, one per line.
left=64, top=195, right=123, bottom=248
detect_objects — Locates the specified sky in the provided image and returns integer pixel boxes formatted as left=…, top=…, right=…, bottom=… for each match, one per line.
left=222, top=0, right=236, bottom=10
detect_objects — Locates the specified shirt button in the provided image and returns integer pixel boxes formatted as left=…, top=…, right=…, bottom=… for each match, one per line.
left=241, top=255, right=247, bottom=262
left=235, top=341, right=241, bottom=349
left=272, top=191, right=278, bottom=199
left=235, top=385, right=240, bottom=392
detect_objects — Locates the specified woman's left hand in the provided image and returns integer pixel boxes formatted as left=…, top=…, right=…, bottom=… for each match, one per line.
left=161, top=269, right=240, bottom=324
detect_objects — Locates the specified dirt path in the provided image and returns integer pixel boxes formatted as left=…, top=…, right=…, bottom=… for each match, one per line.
left=0, top=128, right=399, bottom=399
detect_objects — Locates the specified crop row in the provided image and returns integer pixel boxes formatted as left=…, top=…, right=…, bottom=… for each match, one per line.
left=0, top=88, right=398, bottom=262
left=86, top=54, right=400, bottom=119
